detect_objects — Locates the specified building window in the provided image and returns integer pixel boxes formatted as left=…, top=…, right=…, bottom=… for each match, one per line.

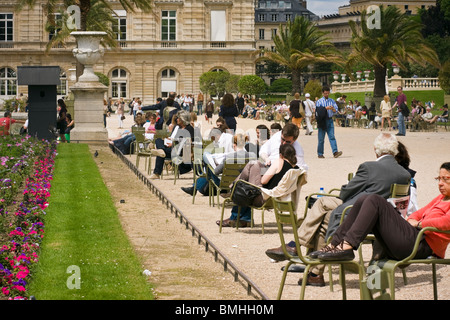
left=111, top=68, right=127, bottom=98
left=211, top=10, right=226, bottom=41
left=161, top=10, right=176, bottom=41
left=112, top=11, right=127, bottom=41
left=0, top=13, right=13, bottom=42
left=259, top=46, right=265, bottom=57
left=161, top=68, right=177, bottom=98
left=57, top=71, right=67, bottom=96
left=48, top=13, right=63, bottom=40
left=0, top=67, right=16, bottom=96
left=271, top=14, right=278, bottom=22
left=271, top=29, right=277, bottom=39
left=285, top=14, right=292, bottom=21
left=258, top=14, right=265, bottom=22
left=259, top=29, right=265, bottom=40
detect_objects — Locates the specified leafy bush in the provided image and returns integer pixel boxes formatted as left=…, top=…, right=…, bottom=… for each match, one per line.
left=269, top=78, right=292, bottom=93
left=238, top=75, right=267, bottom=96
left=303, top=79, right=323, bottom=100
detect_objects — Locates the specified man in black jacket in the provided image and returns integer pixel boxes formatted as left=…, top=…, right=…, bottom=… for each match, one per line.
left=140, top=92, right=180, bottom=129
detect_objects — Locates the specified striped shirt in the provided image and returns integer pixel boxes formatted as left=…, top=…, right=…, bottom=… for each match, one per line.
left=316, top=97, right=338, bottom=118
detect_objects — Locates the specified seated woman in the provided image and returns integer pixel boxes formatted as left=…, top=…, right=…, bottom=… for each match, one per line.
left=313, top=162, right=450, bottom=261
left=218, top=143, right=299, bottom=228
left=109, top=113, right=146, bottom=154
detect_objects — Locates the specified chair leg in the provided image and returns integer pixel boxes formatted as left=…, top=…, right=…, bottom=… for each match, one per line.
left=219, top=201, right=227, bottom=233
left=432, top=264, right=438, bottom=300
left=236, top=206, right=241, bottom=230
left=328, top=265, right=334, bottom=292
left=277, top=261, right=292, bottom=300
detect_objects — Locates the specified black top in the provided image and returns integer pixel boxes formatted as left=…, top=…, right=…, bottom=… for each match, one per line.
left=263, top=160, right=297, bottom=190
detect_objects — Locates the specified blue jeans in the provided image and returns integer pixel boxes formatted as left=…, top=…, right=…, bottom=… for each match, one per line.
left=397, top=113, right=406, bottom=135
left=230, top=206, right=251, bottom=222
left=317, top=118, right=338, bottom=156
left=197, top=102, right=203, bottom=115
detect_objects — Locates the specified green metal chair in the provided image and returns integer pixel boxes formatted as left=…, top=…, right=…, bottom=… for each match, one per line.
left=273, top=198, right=365, bottom=300
left=362, top=227, right=450, bottom=300
left=131, top=127, right=152, bottom=173
left=208, top=160, right=248, bottom=209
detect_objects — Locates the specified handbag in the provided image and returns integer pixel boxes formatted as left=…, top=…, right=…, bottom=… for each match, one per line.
left=231, top=180, right=261, bottom=207
left=121, top=115, right=126, bottom=120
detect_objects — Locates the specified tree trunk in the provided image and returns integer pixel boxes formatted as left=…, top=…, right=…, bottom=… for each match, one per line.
left=291, top=68, right=301, bottom=95
left=373, top=65, right=387, bottom=98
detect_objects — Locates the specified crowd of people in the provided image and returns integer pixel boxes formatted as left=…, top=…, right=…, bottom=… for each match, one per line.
left=106, top=87, right=450, bottom=292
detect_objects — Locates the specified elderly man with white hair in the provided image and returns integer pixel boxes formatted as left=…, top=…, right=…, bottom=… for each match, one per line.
left=265, top=133, right=411, bottom=287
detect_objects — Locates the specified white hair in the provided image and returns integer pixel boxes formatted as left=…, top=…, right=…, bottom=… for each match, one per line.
left=373, top=133, right=398, bottom=157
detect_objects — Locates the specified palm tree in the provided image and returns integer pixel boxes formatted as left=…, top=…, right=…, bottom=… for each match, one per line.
left=258, top=16, right=343, bottom=95
left=347, top=5, right=440, bottom=98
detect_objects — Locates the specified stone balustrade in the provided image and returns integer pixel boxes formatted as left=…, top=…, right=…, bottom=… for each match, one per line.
left=332, top=75, right=441, bottom=93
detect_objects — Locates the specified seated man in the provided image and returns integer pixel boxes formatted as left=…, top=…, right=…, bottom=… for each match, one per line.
left=181, top=133, right=257, bottom=196
left=421, top=106, right=439, bottom=124
left=265, top=133, right=411, bottom=286
left=438, top=104, right=448, bottom=123
left=149, top=110, right=194, bottom=179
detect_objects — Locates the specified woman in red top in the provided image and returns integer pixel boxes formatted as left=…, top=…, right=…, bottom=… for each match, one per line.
left=311, top=162, right=450, bottom=261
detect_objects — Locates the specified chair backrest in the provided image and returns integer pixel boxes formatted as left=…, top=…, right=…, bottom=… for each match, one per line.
left=218, top=160, right=249, bottom=190
left=132, top=127, right=146, bottom=142
left=390, top=183, right=410, bottom=198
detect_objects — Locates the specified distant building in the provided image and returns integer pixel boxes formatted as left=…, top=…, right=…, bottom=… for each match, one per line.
left=317, top=0, right=436, bottom=50
left=255, top=0, right=318, bottom=86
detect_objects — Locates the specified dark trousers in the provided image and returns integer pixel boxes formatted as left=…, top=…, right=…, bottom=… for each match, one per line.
left=153, top=138, right=192, bottom=176
left=331, top=194, right=432, bottom=260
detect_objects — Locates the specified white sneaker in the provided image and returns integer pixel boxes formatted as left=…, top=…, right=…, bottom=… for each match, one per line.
left=151, top=149, right=166, bottom=158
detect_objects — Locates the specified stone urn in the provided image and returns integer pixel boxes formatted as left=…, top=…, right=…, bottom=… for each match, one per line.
left=71, top=31, right=106, bottom=82
left=341, top=73, right=346, bottom=82
left=356, top=71, right=362, bottom=80
left=69, top=31, right=108, bottom=142
left=333, top=73, right=339, bottom=81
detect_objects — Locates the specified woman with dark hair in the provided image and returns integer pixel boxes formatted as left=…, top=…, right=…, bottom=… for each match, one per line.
left=57, top=99, right=68, bottom=142
left=219, top=143, right=299, bottom=228
left=312, top=162, right=450, bottom=262
left=219, top=93, right=239, bottom=133
left=289, top=93, right=304, bottom=130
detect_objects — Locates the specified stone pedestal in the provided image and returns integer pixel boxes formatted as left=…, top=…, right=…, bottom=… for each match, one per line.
left=69, top=31, right=108, bottom=142
left=70, top=81, right=108, bottom=141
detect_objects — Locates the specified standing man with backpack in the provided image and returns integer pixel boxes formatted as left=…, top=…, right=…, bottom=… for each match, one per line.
left=315, top=86, right=343, bottom=159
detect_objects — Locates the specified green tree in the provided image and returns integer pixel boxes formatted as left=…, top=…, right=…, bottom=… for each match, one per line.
left=225, top=74, right=241, bottom=94
left=439, top=61, right=450, bottom=94
left=258, top=16, right=342, bottom=95
left=303, top=79, right=322, bottom=101
left=237, top=75, right=267, bottom=96
left=269, top=78, right=292, bottom=93
left=347, top=5, right=440, bottom=98
left=199, top=71, right=230, bottom=99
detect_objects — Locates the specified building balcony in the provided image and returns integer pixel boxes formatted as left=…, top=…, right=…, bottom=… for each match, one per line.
left=0, top=40, right=256, bottom=52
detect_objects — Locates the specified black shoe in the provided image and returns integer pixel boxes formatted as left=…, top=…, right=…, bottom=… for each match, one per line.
left=318, top=248, right=355, bottom=261
left=181, top=186, right=194, bottom=196
left=395, top=133, right=405, bottom=136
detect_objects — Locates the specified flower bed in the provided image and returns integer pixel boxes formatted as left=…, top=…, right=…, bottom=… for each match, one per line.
left=0, top=135, right=56, bottom=299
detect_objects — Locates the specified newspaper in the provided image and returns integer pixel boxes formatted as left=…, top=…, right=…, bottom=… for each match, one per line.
left=387, top=196, right=410, bottom=219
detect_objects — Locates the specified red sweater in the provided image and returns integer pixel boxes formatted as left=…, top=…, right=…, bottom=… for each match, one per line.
left=408, top=195, right=450, bottom=258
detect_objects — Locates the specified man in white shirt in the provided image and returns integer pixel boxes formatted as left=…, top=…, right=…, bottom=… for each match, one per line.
left=304, top=93, right=315, bottom=135
left=259, top=122, right=308, bottom=171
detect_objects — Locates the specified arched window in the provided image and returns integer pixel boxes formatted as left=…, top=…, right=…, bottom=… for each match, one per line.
left=160, top=68, right=177, bottom=98
left=111, top=68, right=127, bottom=98
left=0, top=67, right=16, bottom=96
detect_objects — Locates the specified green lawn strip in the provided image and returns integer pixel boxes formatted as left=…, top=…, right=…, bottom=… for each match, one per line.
left=28, top=144, right=154, bottom=300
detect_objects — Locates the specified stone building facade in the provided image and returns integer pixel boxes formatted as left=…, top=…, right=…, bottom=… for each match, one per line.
left=0, top=0, right=256, bottom=105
